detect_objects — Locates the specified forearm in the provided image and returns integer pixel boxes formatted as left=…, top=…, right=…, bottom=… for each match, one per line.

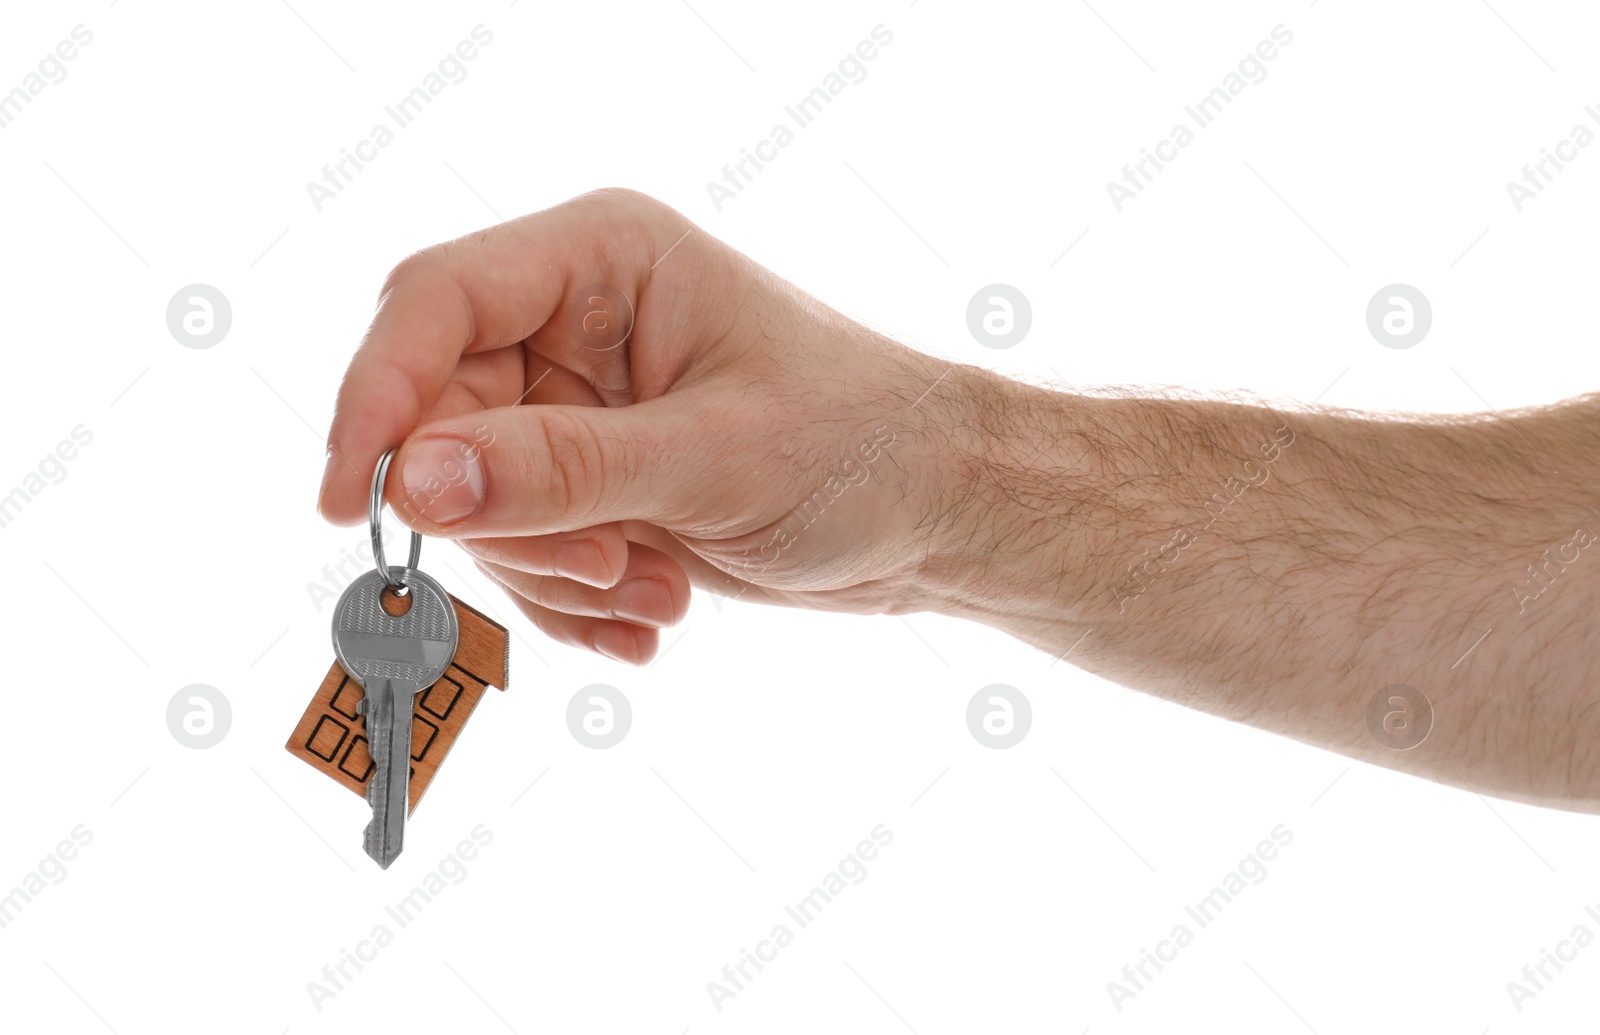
left=924, top=369, right=1600, bottom=812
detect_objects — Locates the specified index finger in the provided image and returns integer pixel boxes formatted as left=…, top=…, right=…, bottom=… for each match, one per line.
left=316, top=188, right=679, bottom=524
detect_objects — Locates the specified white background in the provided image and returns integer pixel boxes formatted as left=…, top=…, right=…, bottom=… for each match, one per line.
left=2, top=0, right=1599, bottom=1031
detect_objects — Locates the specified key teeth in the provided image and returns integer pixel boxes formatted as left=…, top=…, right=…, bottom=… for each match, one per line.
left=362, top=822, right=402, bottom=869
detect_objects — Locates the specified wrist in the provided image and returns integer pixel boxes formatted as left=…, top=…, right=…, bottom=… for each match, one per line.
left=908, top=367, right=1100, bottom=644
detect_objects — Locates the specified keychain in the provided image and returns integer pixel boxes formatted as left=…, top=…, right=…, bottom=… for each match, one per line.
left=286, top=448, right=509, bottom=868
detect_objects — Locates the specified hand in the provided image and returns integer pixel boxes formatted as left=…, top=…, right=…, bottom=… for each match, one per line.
left=318, top=188, right=1600, bottom=812
left=318, top=189, right=977, bottom=663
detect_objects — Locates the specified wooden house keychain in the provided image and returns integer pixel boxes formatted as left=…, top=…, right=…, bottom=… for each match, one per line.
left=286, top=448, right=509, bottom=868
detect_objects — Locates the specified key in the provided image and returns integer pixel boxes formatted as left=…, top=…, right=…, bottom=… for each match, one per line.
left=285, top=595, right=509, bottom=820
left=331, top=567, right=459, bottom=869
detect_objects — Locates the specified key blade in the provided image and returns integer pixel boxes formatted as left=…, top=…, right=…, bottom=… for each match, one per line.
left=362, top=808, right=400, bottom=869
left=360, top=680, right=417, bottom=869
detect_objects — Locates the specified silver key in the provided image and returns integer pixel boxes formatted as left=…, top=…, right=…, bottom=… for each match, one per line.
left=331, top=567, right=459, bottom=869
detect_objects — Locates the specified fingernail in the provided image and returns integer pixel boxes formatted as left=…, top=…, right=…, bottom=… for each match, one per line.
left=554, top=539, right=613, bottom=587
left=402, top=437, right=484, bottom=525
left=594, top=623, right=640, bottom=663
left=612, top=577, right=675, bottom=627
left=317, top=445, right=339, bottom=513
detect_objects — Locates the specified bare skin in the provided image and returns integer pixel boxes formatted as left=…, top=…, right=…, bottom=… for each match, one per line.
left=319, top=188, right=1600, bottom=815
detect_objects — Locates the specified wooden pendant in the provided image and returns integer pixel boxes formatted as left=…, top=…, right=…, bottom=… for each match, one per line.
left=287, top=594, right=509, bottom=814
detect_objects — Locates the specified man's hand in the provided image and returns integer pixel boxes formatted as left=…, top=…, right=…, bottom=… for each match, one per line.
left=318, top=188, right=979, bottom=664
left=322, top=187, right=1600, bottom=814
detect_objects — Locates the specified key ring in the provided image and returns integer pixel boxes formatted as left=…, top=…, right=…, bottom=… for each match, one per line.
left=370, top=447, right=422, bottom=594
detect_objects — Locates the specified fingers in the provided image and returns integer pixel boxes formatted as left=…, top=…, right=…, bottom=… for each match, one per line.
left=318, top=251, right=496, bottom=526
left=471, top=539, right=693, bottom=663
left=477, top=544, right=688, bottom=627
left=480, top=565, right=661, bottom=664
left=456, top=529, right=630, bottom=589
left=386, top=395, right=711, bottom=537
left=617, top=519, right=777, bottom=600
left=319, top=189, right=694, bottom=525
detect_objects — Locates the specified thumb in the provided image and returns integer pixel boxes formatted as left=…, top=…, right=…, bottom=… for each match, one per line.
left=387, top=398, right=709, bottom=537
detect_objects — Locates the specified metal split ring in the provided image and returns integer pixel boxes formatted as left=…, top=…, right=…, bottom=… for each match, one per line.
left=370, top=447, right=422, bottom=594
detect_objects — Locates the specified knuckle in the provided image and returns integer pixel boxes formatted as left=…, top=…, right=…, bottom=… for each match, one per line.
left=378, top=243, right=448, bottom=301
left=522, top=603, right=590, bottom=651
left=539, top=574, right=589, bottom=615
left=576, top=188, right=681, bottom=240
left=581, top=185, right=658, bottom=212
left=535, top=409, right=607, bottom=520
